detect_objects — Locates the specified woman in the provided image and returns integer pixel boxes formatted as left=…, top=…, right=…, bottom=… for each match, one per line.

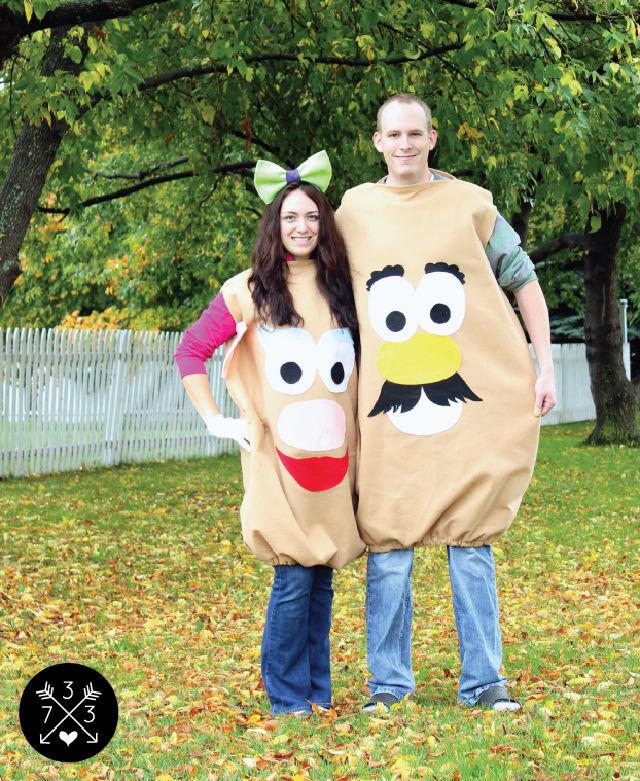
left=174, top=151, right=364, bottom=717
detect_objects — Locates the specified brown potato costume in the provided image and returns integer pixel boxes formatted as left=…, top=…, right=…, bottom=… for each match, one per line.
left=335, top=173, right=540, bottom=550
left=221, top=262, right=365, bottom=568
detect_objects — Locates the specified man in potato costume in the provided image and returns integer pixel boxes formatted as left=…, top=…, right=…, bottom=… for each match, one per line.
left=335, top=94, right=557, bottom=712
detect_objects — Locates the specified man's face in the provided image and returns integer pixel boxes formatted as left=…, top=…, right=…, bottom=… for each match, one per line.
left=373, top=101, right=438, bottom=185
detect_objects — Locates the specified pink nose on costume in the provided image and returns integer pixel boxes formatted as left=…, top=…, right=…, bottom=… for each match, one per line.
left=277, top=399, right=346, bottom=452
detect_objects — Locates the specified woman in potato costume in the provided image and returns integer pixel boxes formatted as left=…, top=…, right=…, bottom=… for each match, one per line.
left=175, top=152, right=364, bottom=717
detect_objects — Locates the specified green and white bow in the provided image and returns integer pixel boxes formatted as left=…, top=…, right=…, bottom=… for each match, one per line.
left=253, top=150, right=332, bottom=204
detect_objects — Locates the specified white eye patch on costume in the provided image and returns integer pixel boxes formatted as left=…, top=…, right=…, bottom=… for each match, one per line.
left=367, top=262, right=466, bottom=342
left=257, top=326, right=355, bottom=396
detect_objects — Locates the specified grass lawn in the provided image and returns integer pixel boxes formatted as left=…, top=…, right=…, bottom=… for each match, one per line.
left=1, top=422, right=638, bottom=780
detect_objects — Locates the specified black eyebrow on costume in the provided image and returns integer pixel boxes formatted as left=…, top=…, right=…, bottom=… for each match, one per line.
left=424, top=261, right=465, bottom=284
left=366, top=264, right=405, bottom=291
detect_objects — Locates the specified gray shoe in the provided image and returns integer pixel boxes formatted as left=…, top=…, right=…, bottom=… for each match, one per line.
left=362, top=692, right=401, bottom=713
left=476, top=685, right=522, bottom=712
left=288, top=709, right=311, bottom=718
left=275, top=708, right=311, bottom=718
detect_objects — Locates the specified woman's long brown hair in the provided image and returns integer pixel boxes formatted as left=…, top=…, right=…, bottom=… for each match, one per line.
left=248, top=183, right=359, bottom=348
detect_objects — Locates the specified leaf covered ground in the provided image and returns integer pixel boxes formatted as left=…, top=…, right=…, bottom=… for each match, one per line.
left=1, top=422, right=639, bottom=780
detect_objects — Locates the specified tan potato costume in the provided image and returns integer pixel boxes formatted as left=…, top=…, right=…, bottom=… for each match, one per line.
left=335, top=174, right=540, bottom=551
left=221, top=263, right=365, bottom=568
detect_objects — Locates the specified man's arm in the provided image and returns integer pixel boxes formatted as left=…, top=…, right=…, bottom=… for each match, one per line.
left=515, top=280, right=557, bottom=417
left=486, top=213, right=537, bottom=292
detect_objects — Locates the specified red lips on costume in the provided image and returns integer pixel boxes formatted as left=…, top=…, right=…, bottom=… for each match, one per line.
left=276, top=448, right=349, bottom=492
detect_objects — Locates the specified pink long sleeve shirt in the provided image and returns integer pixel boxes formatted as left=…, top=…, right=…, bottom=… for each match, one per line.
left=174, top=293, right=237, bottom=377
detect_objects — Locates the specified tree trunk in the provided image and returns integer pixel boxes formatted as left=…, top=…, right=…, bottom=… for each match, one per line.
left=583, top=202, right=638, bottom=444
left=511, top=199, right=532, bottom=250
left=0, top=27, right=86, bottom=307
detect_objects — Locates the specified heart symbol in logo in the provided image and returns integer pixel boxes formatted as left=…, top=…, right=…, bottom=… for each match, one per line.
left=59, top=730, right=78, bottom=746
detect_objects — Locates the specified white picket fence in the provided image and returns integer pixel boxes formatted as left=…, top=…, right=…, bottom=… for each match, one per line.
left=529, top=342, right=631, bottom=425
left=0, top=327, right=238, bottom=479
left=0, top=326, right=632, bottom=479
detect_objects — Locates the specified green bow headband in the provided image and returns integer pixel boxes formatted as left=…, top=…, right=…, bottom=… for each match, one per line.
left=254, top=150, right=332, bottom=205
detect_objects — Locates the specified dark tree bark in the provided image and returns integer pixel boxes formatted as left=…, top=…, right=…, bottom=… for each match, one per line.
left=0, top=0, right=167, bottom=67
left=0, top=26, right=87, bottom=306
left=511, top=199, right=532, bottom=249
left=529, top=232, right=592, bottom=263
left=582, top=202, right=638, bottom=444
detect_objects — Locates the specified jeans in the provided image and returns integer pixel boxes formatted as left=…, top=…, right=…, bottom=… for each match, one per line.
left=261, top=564, right=333, bottom=714
left=366, top=545, right=506, bottom=704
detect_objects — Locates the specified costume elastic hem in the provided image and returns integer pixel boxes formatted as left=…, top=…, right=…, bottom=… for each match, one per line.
left=366, top=535, right=504, bottom=553
left=267, top=555, right=298, bottom=566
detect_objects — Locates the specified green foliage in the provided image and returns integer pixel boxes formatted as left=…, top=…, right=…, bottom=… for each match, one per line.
left=4, top=0, right=59, bottom=18
left=1, top=0, right=639, bottom=327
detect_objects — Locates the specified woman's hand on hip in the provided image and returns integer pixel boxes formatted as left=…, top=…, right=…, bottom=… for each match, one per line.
left=206, top=414, right=252, bottom=452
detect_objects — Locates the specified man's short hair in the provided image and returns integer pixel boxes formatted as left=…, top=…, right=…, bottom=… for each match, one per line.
left=376, top=93, right=432, bottom=133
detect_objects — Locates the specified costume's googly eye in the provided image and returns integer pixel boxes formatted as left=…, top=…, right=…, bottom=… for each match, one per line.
left=367, top=276, right=418, bottom=342
left=257, top=326, right=316, bottom=395
left=416, top=271, right=466, bottom=336
left=317, top=329, right=355, bottom=393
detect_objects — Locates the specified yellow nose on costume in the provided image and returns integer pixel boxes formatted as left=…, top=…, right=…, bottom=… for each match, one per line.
left=376, top=333, right=462, bottom=385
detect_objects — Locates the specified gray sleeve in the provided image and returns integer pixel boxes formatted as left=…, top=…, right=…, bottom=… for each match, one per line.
left=486, top=212, right=537, bottom=292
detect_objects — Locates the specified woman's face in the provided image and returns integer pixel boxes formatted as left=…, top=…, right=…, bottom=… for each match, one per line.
left=280, top=189, right=320, bottom=260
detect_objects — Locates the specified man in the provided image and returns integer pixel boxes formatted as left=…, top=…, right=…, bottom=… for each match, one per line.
left=335, top=94, right=556, bottom=713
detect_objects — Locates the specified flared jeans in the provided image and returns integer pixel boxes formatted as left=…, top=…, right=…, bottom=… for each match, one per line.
left=261, top=564, right=333, bottom=714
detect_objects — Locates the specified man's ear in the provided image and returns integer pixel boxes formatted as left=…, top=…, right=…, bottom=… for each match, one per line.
left=373, top=131, right=383, bottom=153
left=429, top=129, right=438, bottom=150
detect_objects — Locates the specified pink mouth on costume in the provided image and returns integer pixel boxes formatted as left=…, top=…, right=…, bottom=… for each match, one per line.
left=276, top=447, right=349, bottom=492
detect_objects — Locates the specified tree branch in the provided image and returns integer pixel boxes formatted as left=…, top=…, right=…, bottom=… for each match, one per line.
left=530, top=232, right=593, bottom=263
left=0, top=0, right=169, bottom=66
left=90, top=155, right=189, bottom=180
left=229, top=131, right=288, bottom=164
left=441, top=0, right=639, bottom=22
left=37, top=161, right=254, bottom=214
left=6, top=0, right=168, bottom=33
left=138, top=43, right=465, bottom=92
left=548, top=9, right=639, bottom=22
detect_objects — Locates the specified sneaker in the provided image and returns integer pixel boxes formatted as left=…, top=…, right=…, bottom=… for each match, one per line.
left=274, top=708, right=311, bottom=719
left=476, top=685, right=522, bottom=712
left=361, top=692, right=401, bottom=713
left=287, top=709, right=311, bottom=718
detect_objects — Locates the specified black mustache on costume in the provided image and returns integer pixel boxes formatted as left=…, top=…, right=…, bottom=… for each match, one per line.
left=368, top=374, right=482, bottom=417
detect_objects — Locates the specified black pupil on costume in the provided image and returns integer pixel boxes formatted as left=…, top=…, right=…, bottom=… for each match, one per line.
left=430, top=303, right=451, bottom=324
left=386, top=311, right=406, bottom=332
left=281, top=362, right=302, bottom=384
left=331, top=362, right=345, bottom=385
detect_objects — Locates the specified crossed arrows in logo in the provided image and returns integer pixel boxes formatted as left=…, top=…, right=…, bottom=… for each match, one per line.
left=36, top=682, right=101, bottom=745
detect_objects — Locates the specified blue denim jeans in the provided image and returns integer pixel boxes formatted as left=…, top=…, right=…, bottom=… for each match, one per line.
left=261, top=564, right=333, bottom=714
left=366, top=546, right=506, bottom=705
